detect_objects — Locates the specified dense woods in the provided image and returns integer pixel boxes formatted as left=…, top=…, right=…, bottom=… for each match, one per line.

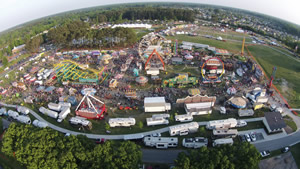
left=47, top=21, right=137, bottom=48
left=174, top=143, right=261, bottom=169
left=1, top=123, right=142, bottom=169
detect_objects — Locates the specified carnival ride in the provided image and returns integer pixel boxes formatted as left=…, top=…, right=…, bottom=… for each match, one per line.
left=75, top=88, right=106, bottom=119
left=138, top=32, right=167, bottom=62
left=54, top=60, right=108, bottom=84
left=162, top=73, right=198, bottom=88
left=144, top=49, right=165, bottom=71
left=201, top=57, right=225, bottom=83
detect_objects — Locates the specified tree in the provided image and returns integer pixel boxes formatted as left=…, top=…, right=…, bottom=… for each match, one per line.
left=138, top=121, right=143, bottom=129
left=105, top=122, right=110, bottom=131
left=174, top=143, right=261, bottom=169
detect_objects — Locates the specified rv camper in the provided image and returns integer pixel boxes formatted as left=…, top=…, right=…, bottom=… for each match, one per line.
left=109, top=118, right=136, bottom=127
left=175, top=114, right=193, bottom=122
left=212, top=129, right=238, bottom=138
left=212, top=138, right=234, bottom=147
left=69, top=116, right=92, bottom=129
left=206, top=118, right=237, bottom=130
left=182, top=137, right=208, bottom=148
left=32, top=119, right=48, bottom=128
left=169, top=122, right=199, bottom=136
left=143, top=137, right=178, bottom=149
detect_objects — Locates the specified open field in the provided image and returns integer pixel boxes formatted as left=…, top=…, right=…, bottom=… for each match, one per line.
left=247, top=45, right=300, bottom=108
left=167, top=34, right=244, bottom=53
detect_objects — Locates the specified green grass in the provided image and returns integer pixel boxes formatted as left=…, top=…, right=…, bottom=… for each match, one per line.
left=284, top=116, right=297, bottom=132
left=247, top=45, right=300, bottom=108
left=167, top=34, right=243, bottom=53
left=237, top=121, right=265, bottom=131
left=291, top=142, right=300, bottom=168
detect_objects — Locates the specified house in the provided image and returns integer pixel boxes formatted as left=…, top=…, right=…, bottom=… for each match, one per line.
left=144, top=97, right=171, bottom=113
left=263, top=112, right=286, bottom=133
left=12, top=44, right=25, bottom=54
left=176, top=95, right=216, bottom=115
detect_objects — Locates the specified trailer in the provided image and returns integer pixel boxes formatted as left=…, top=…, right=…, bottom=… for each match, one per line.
left=213, top=129, right=238, bottom=138
left=143, top=136, right=178, bottom=149
left=69, top=116, right=92, bottom=129
left=175, top=114, right=193, bottom=122
left=152, top=114, right=170, bottom=119
left=59, top=102, right=71, bottom=108
left=17, top=106, right=29, bottom=115
left=7, top=110, right=19, bottom=119
left=206, top=118, right=237, bottom=130
left=16, top=115, right=31, bottom=124
left=32, top=119, right=48, bottom=128
left=57, top=107, right=70, bottom=122
left=212, top=138, right=234, bottom=147
left=182, top=137, right=208, bottom=148
left=169, top=122, right=199, bottom=136
left=238, top=109, right=254, bottom=117
left=109, top=118, right=136, bottom=127
left=146, top=117, right=169, bottom=126
left=48, top=102, right=62, bottom=111
left=39, top=107, right=58, bottom=119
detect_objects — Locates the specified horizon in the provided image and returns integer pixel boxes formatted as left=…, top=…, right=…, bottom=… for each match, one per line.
left=0, top=0, right=300, bottom=33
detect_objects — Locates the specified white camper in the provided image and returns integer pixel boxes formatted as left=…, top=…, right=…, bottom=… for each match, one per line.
left=144, top=97, right=171, bottom=112
left=146, top=117, right=169, bottom=126
left=213, top=129, right=238, bottom=138
left=206, top=118, right=237, bottom=130
left=32, top=119, right=48, bottom=128
left=109, top=118, right=136, bottom=127
left=169, top=122, right=199, bottom=136
left=175, top=114, right=193, bottom=122
left=69, top=116, right=92, bottom=127
left=58, top=102, right=71, bottom=108
left=17, top=115, right=31, bottom=124
left=39, top=107, right=58, bottom=119
left=48, top=102, right=62, bottom=112
left=143, top=137, right=178, bottom=149
left=212, top=138, right=234, bottom=147
left=57, top=107, right=70, bottom=122
left=152, top=114, right=170, bottom=119
left=17, top=106, right=29, bottom=115
left=182, top=137, right=208, bottom=148
left=7, top=110, right=19, bottom=119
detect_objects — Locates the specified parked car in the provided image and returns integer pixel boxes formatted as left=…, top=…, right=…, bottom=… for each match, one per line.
left=152, top=133, right=161, bottom=137
left=260, top=150, right=270, bottom=157
left=245, top=134, right=251, bottom=142
left=250, top=132, right=256, bottom=142
left=96, top=138, right=106, bottom=144
left=282, top=147, right=290, bottom=153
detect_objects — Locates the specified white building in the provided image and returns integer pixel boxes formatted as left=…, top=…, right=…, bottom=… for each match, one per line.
left=182, top=137, right=208, bottom=148
left=169, top=122, right=199, bottom=136
left=175, top=114, right=193, bottom=122
left=206, top=118, right=237, bottom=130
left=109, top=118, right=136, bottom=127
left=144, top=97, right=171, bottom=113
left=177, top=95, right=216, bottom=116
left=212, top=138, right=234, bottom=147
left=48, top=102, right=62, bottom=112
left=112, top=24, right=152, bottom=29
left=143, top=137, right=178, bottom=149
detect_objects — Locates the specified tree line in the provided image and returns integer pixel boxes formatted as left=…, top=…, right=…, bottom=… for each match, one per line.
left=174, top=143, right=261, bottom=169
left=47, top=21, right=137, bottom=49
left=1, top=123, right=142, bottom=169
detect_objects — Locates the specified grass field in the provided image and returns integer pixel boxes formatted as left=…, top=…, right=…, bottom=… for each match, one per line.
left=167, top=35, right=243, bottom=53
left=284, top=116, right=298, bottom=132
left=291, top=142, right=300, bottom=168
left=247, top=45, right=300, bottom=108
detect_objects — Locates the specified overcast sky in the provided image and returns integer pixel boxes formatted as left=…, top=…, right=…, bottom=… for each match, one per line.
left=0, top=0, right=300, bottom=32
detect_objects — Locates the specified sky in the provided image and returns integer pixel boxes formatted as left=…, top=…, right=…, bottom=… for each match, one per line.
left=0, top=0, right=300, bottom=32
